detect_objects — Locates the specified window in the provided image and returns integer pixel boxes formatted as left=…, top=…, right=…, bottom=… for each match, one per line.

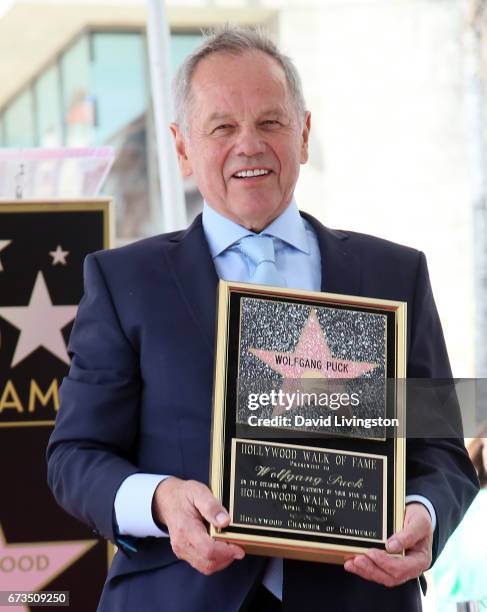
left=3, top=89, right=35, bottom=147
left=60, top=35, right=93, bottom=147
left=34, top=64, right=63, bottom=147
left=92, top=32, right=147, bottom=146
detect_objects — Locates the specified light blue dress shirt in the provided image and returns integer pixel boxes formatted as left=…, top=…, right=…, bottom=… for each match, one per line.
left=201, top=199, right=321, bottom=291
left=114, top=199, right=436, bottom=600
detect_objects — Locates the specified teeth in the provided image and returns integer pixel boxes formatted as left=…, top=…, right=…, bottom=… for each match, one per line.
left=234, top=169, right=270, bottom=178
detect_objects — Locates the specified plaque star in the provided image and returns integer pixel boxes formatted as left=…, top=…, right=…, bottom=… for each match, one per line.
left=250, top=309, right=379, bottom=415
left=0, top=272, right=78, bottom=368
left=49, top=245, right=69, bottom=266
left=0, top=240, right=12, bottom=272
left=0, top=523, right=96, bottom=610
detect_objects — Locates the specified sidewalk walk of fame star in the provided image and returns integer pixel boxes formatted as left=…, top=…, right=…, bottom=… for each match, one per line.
left=249, top=308, right=379, bottom=416
left=0, top=271, right=78, bottom=368
left=0, top=524, right=96, bottom=612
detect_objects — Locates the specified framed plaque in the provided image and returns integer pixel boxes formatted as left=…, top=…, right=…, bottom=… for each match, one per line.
left=0, top=199, right=114, bottom=609
left=210, top=281, right=406, bottom=564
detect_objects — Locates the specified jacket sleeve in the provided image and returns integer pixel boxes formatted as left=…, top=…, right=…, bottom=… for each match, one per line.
left=47, top=253, right=141, bottom=542
left=405, top=251, right=479, bottom=564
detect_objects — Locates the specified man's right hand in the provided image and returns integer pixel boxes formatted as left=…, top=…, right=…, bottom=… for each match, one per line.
left=152, top=477, right=245, bottom=575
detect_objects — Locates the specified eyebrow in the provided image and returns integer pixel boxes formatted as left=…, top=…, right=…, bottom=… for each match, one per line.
left=206, top=112, right=233, bottom=123
left=205, top=108, right=287, bottom=124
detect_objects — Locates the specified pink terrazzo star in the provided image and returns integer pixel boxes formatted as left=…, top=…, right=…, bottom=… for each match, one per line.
left=0, top=524, right=96, bottom=612
left=249, top=308, right=379, bottom=416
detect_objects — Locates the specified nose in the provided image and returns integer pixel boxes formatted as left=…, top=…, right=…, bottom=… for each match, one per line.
left=233, top=125, right=266, bottom=158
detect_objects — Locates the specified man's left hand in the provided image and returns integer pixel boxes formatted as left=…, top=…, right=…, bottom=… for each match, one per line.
left=344, top=502, right=433, bottom=587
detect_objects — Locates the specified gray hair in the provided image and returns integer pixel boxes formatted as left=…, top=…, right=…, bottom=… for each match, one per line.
left=172, top=25, right=307, bottom=134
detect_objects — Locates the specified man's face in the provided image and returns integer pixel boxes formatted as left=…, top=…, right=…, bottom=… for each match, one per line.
left=171, top=50, right=311, bottom=231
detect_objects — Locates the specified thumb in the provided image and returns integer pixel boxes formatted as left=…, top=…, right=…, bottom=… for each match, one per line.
left=386, top=504, right=430, bottom=553
left=192, top=485, right=230, bottom=529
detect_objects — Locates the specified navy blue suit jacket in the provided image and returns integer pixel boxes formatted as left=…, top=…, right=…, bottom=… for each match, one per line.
left=47, top=212, right=478, bottom=611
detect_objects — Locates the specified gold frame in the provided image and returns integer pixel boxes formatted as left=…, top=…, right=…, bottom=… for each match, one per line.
left=0, top=198, right=113, bottom=247
left=210, top=280, right=406, bottom=564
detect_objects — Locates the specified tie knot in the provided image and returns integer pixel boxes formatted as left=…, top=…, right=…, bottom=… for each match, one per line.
left=238, top=234, right=276, bottom=266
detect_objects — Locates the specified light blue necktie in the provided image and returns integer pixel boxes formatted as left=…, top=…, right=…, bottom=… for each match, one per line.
left=237, top=234, right=287, bottom=288
left=236, top=233, right=285, bottom=599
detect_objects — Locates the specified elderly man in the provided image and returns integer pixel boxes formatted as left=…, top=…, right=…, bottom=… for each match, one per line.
left=47, top=27, right=478, bottom=611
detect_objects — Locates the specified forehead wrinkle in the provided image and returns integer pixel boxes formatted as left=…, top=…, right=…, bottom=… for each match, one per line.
left=257, top=106, right=289, bottom=118
left=188, top=52, right=295, bottom=130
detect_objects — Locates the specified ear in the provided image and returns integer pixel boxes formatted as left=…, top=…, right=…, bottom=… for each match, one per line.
left=300, top=111, right=311, bottom=164
left=170, top=123, right=193, bottom=177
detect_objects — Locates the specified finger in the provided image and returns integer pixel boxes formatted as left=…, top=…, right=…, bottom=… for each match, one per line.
left=204, top=540, right=246, bottom=565
left=191, top=528, right=245, bottom=563
left=365, top=547, right=428, bottom=582
left=189, top=542, right=245, bottom=575
left=344, top=555, right=397, bottom=587
left=188, top=481, right=231, bottom=529
left=195, top=515, right=245, bottom=560
left=191, top=545, right=242, bottom=576
left=185, top=524, right=245, bottom=574
left=173, top=515, right=244, bottom=566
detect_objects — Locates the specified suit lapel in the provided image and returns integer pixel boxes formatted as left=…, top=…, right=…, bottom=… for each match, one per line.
left=164, top=215, right=218, bottom=353
left=301, top=211, right=361, bottom=297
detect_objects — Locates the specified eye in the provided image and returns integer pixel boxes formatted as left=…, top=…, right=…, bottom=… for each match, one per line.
left=212, top=124, right=234, bottom=134
left=261, top=120, right=281, bottom=128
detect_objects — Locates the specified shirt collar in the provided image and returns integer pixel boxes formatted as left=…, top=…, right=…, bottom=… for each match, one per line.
left=202, top=198, right=310, bottom=258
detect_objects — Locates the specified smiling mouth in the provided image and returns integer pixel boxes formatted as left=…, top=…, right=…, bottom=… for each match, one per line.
left=232, top=169, right=272, bottom=179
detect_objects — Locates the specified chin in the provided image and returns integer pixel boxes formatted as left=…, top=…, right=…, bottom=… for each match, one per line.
left=235, top=209, right=275, bottom=231
left=233, top=200, right=281, bottom=229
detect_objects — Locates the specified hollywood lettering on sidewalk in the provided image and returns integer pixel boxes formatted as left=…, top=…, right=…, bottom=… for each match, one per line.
left=210, top=281, right=405, bottom=563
